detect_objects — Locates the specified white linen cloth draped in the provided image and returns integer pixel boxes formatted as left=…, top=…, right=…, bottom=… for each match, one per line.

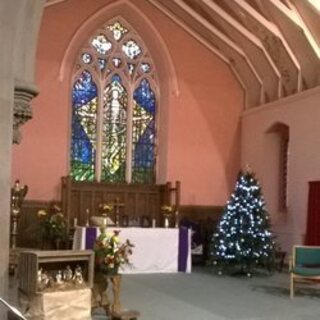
left=72, top=227, right=191, bottom=274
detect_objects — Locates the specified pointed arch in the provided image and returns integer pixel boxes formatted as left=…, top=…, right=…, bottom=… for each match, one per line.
left=60, top=0, right=177, bottom=183
left=70, top=10, right=168, bottom=184
left=266, top=122, right=290, bottom=212
left=59, top=0, right=178, bottom=95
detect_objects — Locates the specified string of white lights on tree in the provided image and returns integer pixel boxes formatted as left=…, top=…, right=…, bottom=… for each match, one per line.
left=210, top=168, right=277, bottom=276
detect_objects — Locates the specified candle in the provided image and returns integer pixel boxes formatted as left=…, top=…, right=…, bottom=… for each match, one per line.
left=73, top=217, right=78, bottom=227
left=85, top=208, right=90, bottom=227
left=152, top=218, right=156, bottom=228
left=164, top=217, right=169, bottom=228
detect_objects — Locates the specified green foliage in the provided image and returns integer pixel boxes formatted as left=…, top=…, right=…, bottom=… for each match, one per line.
left=37, top=206, right=67, bottom=242
left=94, top=230, right=134, bottom=274
left=70, top=161, right=95, bottom=181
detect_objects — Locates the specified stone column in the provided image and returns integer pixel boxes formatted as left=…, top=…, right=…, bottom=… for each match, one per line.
left=0, top=1, right=44, bottom=318
left=0, top=3, right=17, bottom=316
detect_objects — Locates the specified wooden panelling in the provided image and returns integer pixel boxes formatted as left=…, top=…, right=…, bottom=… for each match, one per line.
left=16, top=182, right=223, bottom=252
left=61, top=176, right=178, bottom=230
left=179, top=205, right=223, bottom=222
left=179, top=205, right=224, bottom=262
left=18, top=200, right=56, bottom=248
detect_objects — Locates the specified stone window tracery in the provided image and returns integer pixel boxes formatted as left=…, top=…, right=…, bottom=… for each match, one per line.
left=71, top=19, right=158, bottom=184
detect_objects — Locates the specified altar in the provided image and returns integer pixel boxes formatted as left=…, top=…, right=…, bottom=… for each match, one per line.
left=73, top=227, right=191, bottom=274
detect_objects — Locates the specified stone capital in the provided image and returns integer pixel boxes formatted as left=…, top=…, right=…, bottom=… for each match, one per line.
left=13, top=80, right=39, bottom=144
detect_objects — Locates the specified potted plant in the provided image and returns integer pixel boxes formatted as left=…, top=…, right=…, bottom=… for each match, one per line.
left=37, top=205, right=67, bottom=249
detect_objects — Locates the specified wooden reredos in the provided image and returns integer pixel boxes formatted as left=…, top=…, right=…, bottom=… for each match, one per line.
left=61, top=176, right=180, bottom=229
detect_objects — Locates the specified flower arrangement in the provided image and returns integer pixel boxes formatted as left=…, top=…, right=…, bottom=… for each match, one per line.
left=37, top=205, right=67, bottom=243
left=99, top=202, right=114, bottom=215
left=93, top=230, right=134, bottom=275
left=161, top=205, right=173, bottom=215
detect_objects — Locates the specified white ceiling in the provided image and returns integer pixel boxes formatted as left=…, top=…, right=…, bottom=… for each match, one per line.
left=46, top=0, right=320, bottom=108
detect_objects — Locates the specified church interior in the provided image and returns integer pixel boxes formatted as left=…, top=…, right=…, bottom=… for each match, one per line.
left=1, top=0, right=320, bottom=319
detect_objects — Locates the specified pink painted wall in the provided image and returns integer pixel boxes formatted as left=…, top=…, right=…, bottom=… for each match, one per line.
left=242, top=87, right=320, bottom=252
left=12, top=0, right=243, bottom=205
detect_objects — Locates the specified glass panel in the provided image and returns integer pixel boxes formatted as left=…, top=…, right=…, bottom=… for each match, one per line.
left=122, top=40, right=142, bottom=59
left=71, top=70, right=97, bottom=181
left=107, top=21, right=128, bottom=41
left=140, top=62, right=151, bottom=73
left=91, top=34, right=112, bottom=54
left=81, top=53, right=92, bottom=64
left=132, top=79, right=156, bottom=184
left=112, top=57, right=122, bottom=68
left=101, top=74, right=127, bottom=182
left=127, top=63, right=135, bottom=75
left=98, top=58, right=107, bottom=71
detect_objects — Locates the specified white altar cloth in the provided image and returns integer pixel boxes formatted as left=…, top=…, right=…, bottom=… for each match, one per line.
left=73, top=227, right=191, bottom=274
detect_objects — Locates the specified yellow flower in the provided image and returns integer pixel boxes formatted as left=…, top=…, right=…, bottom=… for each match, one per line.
left=56, top=212, right=64, bottom=218
left=113, top=236, right=120, bottom=244
left=37, top=209, right=47, bottom=217
left=99, top=203, right=114, bottom=212
left=161, top=205, right=173, bottom=213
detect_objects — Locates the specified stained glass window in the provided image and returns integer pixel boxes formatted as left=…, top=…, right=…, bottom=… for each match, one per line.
left=91, top=34, right=112, bottom=54
left=122, top=40, right=142, bottom=59
left=82, top=53, right=92, bottom=64
left=101, top=75, right=127, bottom=182
left=140, top=63, right=151, bottom=73
left=98, top=58, right=107, bottom=71
left=132, top=79, right=156, bottom=183
left=107, top=21, right=128, bottom=41
left=112, top=57, right=122, bottom=68
left=71, top=70, right=97, bottom=181
left=127, top=63, right=135, bottom=75
left=71, top=20, right=158, bottom=184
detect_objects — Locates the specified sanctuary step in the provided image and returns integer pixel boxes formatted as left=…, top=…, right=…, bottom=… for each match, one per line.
left=111, top=310, right=140, bottom=320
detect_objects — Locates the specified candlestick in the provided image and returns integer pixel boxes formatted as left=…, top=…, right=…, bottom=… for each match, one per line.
left=103, top=216, right=107, bottom=227
left=174, top=210, right=179, bottom=228
left=85, top=208, right=90, bottom=227
left=164, top=217, right=169, bottom=228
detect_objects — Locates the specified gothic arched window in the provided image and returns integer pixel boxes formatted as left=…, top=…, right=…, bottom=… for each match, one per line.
left=71, top=20, right=158, bottom=184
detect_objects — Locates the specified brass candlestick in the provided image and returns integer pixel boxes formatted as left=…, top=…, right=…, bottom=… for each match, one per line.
left=85, top=208, right=90, bottom=227
left=113, top=197, right=124, bottom=227
left=10, top=180, right=28, bottom=248
left=161, top=205, right=173, bottom=229
left=99, top=203, right=114, bottom=231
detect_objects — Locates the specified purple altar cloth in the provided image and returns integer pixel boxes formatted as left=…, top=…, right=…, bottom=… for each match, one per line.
left=85, top=227, right=189, bottom=273
left=85, top=227, right=97, bottom=250
left=178, top=227, right=189, bottom=272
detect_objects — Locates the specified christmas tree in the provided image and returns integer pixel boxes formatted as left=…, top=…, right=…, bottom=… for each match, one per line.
left=210, top=168, right=277, bottom=275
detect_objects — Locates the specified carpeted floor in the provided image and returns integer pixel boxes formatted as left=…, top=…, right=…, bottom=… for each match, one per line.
left=93, top=266, right=320, bottom=320
left=9, top=266, right=320, bottom=319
